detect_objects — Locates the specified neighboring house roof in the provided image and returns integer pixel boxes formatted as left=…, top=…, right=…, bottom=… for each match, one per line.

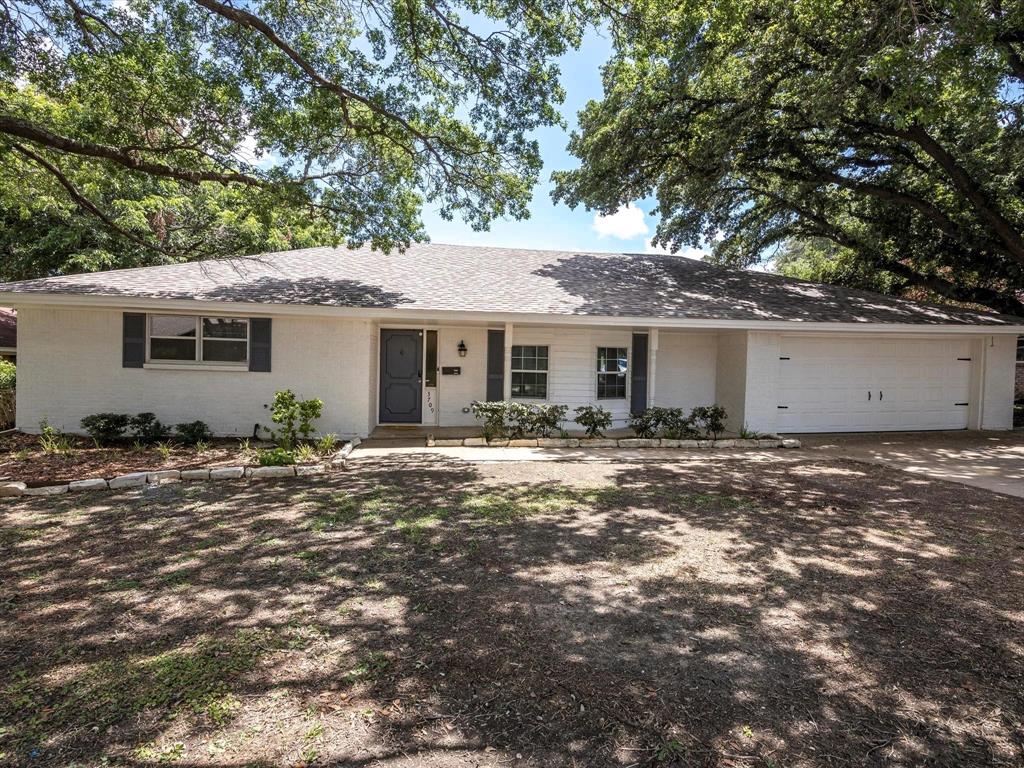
left=0, top=308, right=15, bottom=349
left=0, top=244, right=1017, bottom=326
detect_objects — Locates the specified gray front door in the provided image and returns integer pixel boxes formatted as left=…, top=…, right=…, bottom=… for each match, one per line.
left=379, top=329, right=423, bottom=423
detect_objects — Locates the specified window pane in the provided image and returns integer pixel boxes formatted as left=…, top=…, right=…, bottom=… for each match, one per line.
left=1018, top=336, right=1024, bottom=362
left=202, top=339, right=247, bottom=362
left=203, top=317, right=248, bottom=339
left=597, top=347, right=628, bottom=373
left=511, top=371, right=547, bottom=399
left=597, top=372, right=626, bottom=399
left=425, top=330, right=438, bottom=387
left=150, top=337, right=196, bottom=361
left=512, top=345, right=549, bottom=373
left=150, top=315, right=196, bottom=338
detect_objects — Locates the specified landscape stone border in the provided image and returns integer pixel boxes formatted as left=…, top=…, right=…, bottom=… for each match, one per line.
left=0, top=439, right=359, bottom=499
left=426, top=435, right=802, bottom=450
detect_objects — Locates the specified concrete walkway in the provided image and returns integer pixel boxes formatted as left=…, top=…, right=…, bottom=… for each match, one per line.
left=353, top=430, right=1024, bottom=498
left=800, top=431, right=1024, bottom=498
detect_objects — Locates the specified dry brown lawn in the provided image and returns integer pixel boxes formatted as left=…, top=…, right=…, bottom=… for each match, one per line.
left=1, top=452, right=1022, bottom=767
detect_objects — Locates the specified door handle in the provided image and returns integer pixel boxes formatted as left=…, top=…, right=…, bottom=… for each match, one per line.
left=879, top=390, right=883, bottom=401
left=868, top=391, right=872, bottom=401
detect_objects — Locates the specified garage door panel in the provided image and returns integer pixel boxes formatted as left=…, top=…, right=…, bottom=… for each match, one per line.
left=776, top=337, right=971, bottom=433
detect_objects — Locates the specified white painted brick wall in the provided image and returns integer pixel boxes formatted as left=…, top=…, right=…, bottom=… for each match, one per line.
left=17, top=306, right=373, bottom=438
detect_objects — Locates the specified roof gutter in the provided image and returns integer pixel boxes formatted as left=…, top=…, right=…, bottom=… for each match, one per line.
left=2, top=291, right=1023, bottom=335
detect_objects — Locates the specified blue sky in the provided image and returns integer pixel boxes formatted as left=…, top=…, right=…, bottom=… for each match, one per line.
left=418, top=29, right=708, bottom=258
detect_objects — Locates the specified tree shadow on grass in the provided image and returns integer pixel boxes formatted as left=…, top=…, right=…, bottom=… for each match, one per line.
left=1, top=455, right=1022, bottom=766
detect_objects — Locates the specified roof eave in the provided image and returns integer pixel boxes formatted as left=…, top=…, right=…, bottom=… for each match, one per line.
left=1, top=290, right=1022, bottom=334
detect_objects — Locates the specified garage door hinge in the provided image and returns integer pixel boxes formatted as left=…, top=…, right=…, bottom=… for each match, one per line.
left=955, top=402, right=969, bottom=407
left=779, top=356, right=790, bottom=360
left=957, top=357, right=972, bottom=361
left=777, top=405, right=789, bottom=409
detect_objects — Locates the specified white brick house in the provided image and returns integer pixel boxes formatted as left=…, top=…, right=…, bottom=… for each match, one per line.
left=0, top=244, right=1020, bottom=438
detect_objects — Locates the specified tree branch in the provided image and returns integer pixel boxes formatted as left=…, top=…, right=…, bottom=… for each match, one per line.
left=0, top=114, right=266, bottom=187
left=11, top=142, right=175, bottom=257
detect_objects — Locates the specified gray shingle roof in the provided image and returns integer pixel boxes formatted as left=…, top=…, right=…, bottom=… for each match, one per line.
left=0, top=243, right=1017, bottom=326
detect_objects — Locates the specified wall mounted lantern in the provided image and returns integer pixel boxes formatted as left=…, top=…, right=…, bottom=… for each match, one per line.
left=457, top=340, right=468, bottom=357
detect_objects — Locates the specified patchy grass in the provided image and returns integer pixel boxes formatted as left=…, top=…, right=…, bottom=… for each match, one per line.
left=3, top=629, right=278, bottom=753
left=1, top=453, right=1023, bottom=767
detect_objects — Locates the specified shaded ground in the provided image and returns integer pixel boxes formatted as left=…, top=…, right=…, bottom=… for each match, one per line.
left=1, top=453, right=1022, bottom=767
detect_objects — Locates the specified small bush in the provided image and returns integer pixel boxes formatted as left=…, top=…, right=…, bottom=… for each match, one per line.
left=176, top=420, right=213, bottom=445
left=574, top=404, right=612, bottom=438
left=130, top=412, right=170, bottom=443
left=258, top=447, right=295, bottom=466
left=267, top=390, right=323, bottom=450
left=660, top=408, right=700, bottom=440
left=628, top=408, right=661, bottom=438
left=315, top=433, right=338, bottom=455
left=531, top=403, right=568, bottom=437
left=691, top=405, right=727, bottom=439
left=39, top=419, right=73, bottom=455
left=470, top=401, right=510, bottom=440
left=0, top=360, right=15, bottom=390
left=504, top=402, right=535, bottom=439
left=81, top=413, right=131, bottom=445
left=295, top=443, right=318, bottom=463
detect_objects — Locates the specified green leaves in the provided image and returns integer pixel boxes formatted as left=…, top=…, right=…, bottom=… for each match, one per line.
left=0, top=0, right=594, bottom=275
left=557, top=0, right=1024, bottom=315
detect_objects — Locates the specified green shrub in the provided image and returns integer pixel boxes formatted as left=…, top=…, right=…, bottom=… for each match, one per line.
left=472, top=401, right=570, bottom=439
left=573, top=404, right=612, bottom=438
left=531, top=403, right=568, bottom=437
left=315, top=433, right=338, bottom=455
left=258, top=447, right=295, bottom=466
left=691, top=405, right=728, bottom=439
left=267, top=390, right=323, bottom=450
left=660, top=408, right=700, bottom=439
left=176, top=420, right=213, bottom=445
left=0, top=360, right=15, bottom=390
left=295, top=443, right=318, bottom=463
left=504, top=402, right=535, bottom=438
left=39, top=419, right=73, bottom=454
left=81, top=413, right=131, bottom=445
left=470, top=401, right=510, bottom=440
left=130, top=412, right=170, bottom=443
left=628, top=408, right=661, bottom=438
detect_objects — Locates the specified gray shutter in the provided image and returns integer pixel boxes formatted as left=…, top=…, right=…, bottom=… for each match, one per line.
left=123, top=313, right=146, bottom=368
left=630, top=333, right=648, bottom=414
left=486, top=329, right=504, bottom=401
left=249, top=318, right=272, bottom=372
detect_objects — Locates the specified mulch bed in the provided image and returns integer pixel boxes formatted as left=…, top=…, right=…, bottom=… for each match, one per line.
left=1, top=453, right=1021, bottom=767
left=0, top=432, right=252, bottom=486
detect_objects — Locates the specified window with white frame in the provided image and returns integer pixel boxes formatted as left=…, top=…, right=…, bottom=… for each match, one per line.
left=596, top=346, right=627, bottom=399
left=148, top=315, right=248, bottom=364
left=511, top=345, right=548, bottom=398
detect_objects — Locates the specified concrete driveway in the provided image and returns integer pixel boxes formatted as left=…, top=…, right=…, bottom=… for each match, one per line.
left=357, top=430, right=1024, bottom=498
left=799, top=430, right=1024, bottom=498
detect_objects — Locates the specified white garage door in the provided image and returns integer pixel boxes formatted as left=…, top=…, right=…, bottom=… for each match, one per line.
left=776, top=336, right=972, bottom=433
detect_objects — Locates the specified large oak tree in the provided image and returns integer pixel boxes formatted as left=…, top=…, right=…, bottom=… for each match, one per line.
left=0, top=0, right=592, bottom=277
left=554, top=0, right=1024, bottom=316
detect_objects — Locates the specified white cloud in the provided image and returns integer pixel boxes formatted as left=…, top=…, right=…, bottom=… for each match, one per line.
left=234, top=134, right=261, bottom=165
left=592, top=203, right=649, bottom=240
left=645, top=239, right=707, bottom=260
